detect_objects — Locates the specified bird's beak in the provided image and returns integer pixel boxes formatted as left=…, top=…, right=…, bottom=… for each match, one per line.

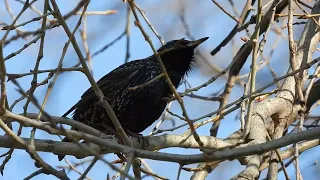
left=186, top=37, right=209, bottom=48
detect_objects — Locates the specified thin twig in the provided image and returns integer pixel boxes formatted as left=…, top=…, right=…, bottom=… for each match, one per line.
left=133, top=1, right=164, bottom=45
left=211, top=0, right=238, bottom=22
left=75, top=10, right=117, bottom=15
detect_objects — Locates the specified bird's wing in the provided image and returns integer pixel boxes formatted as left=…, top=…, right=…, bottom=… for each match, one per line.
left=62, top=60, right=144, bottom=117
left=81, top=60, right=144, bottom=99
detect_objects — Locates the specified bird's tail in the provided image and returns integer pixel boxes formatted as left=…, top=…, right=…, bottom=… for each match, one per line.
left=58, top=137, right=70, bottom=161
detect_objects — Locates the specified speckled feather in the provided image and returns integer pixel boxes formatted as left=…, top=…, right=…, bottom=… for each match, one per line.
left=58, top=37, right=208, bottom=160
left=72, top=57, right=187, bottom=134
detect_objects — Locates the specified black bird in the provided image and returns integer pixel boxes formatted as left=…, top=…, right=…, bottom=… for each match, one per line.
left=58, top=37, right=208, bottom=160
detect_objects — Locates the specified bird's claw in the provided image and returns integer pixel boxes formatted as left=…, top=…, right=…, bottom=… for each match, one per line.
left=126, top=130, right=149, bottom=148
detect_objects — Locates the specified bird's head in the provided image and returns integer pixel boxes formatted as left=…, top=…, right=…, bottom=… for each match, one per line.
left=156, top=37, right=209, bottom=74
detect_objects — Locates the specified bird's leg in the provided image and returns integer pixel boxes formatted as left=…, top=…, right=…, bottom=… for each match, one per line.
left=126, top=130, right=142, bottom=137
left=126, top=130, right=149, bottom=149
left=162, top=94, right=174, bottom=103
left=101, top=125, right=149, bottom=148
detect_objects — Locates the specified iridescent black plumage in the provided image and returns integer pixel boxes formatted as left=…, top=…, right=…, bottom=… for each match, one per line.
left=58, top=37, right=208, bottom=160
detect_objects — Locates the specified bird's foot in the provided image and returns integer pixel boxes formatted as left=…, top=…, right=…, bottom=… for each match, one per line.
left=126, top=130, right=149, bottom=148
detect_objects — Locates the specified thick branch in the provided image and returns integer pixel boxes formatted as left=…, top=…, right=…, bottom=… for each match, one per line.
left=0, top=134, right=231, bottom=159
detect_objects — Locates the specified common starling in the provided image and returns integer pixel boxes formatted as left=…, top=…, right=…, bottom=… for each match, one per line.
left=58, top=37, right=208, bottom=160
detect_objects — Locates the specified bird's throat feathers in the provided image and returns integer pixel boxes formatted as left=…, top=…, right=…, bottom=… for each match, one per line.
left=158, top=50, right=195, bottom=76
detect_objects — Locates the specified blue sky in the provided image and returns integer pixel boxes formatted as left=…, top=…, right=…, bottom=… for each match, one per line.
left=1, top=0, right=320, bottom=179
